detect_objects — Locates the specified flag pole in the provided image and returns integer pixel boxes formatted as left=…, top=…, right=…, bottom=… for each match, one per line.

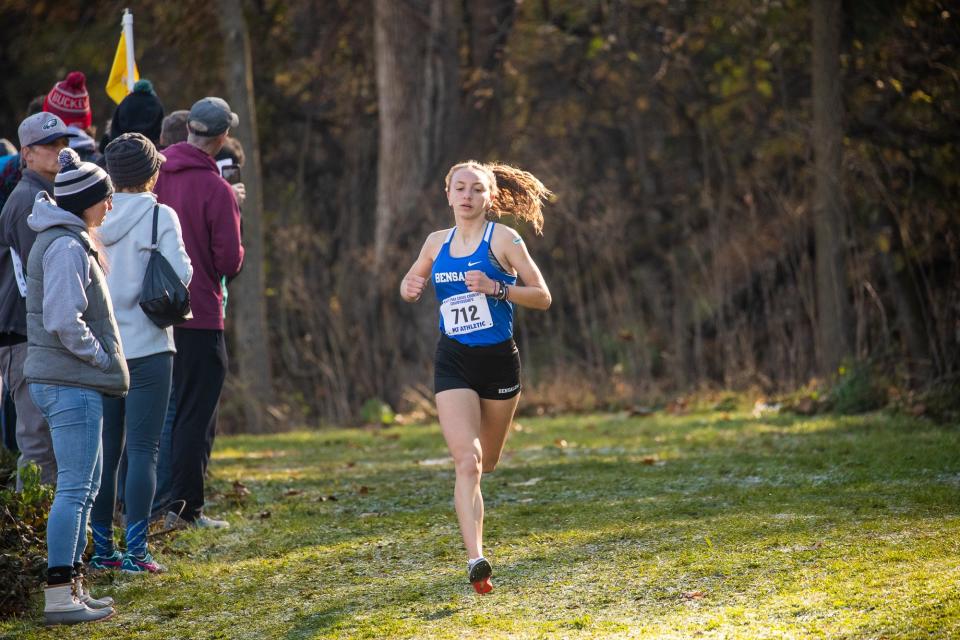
left=122, top=8, right=135, bottom=90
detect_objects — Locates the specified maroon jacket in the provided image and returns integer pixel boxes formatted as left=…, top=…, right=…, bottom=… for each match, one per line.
left=154, top=142, right=243, bottom=330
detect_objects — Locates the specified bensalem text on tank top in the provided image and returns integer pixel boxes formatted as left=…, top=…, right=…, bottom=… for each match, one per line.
left=431, top=221, right=518, bottom=346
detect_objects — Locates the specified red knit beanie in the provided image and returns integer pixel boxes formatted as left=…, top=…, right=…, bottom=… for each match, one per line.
left=43, top=71, right=92, bottom=130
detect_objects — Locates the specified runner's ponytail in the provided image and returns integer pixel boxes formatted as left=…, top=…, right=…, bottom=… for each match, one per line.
left=486, top=163, right=550, bottom=235
left=445, top=160, right=552, bottom=235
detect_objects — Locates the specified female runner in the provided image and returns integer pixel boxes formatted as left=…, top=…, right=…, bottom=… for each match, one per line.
left=400, top=160, right=552, bottom=594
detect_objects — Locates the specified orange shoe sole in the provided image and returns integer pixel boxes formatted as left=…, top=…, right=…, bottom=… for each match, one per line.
left=472, top=577, right=494, bottom=594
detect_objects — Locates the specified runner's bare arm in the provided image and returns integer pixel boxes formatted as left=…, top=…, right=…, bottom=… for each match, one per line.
left=465, top=226, right=551, bottom=310
left=400, top=230, right=447, bottom=303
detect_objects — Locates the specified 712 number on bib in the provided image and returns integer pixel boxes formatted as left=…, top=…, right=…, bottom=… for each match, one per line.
left=440, top=291, right=494, bottom=336
left=451, top=305, right=480, bottom=324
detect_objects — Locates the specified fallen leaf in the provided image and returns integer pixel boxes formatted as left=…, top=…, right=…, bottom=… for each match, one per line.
left=257, top=510, right=271, bottom=519
left=345, top=461, right=356, bottom=468
left=232, top=481, right=251, bottom=497
left=667, top=397, right=689, bottom=415
left=555, top=438, right=568, bottom=448
left=509, top=477, right=543, bottom=487
left=358, top=485, right=370, bottom=495
left=512, top=422, right=524, bottom=432
left=682, top=590, right=706, bottom=600
left=642, top=456, right=658, bottom=465
left=794, top=397, right=816, bottom=415
left=282, top=489, right=304, bottom=497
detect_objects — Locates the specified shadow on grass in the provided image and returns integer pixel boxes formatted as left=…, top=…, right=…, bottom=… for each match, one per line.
left=196, top=410, right=960, bottom=567
left=165, top=413, right=960, bottom=637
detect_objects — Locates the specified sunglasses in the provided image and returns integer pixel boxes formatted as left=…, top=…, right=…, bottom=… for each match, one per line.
left=32, top=138, right=69, bottom=151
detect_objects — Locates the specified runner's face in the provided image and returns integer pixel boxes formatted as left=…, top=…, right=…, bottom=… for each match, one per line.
left=447, top=168, right=491, bottom=218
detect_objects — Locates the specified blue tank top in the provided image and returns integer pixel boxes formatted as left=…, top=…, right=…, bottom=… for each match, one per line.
left=432, top=221, right=517, bottom=346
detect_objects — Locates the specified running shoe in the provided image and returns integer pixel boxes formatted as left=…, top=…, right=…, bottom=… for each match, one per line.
left=121, top=552, right=165, bottom=574
left=194, top=513, right=230, bottom=529
left=468, top=557, right=493, bottom=594
left=88, top=549, right=123, bottom=571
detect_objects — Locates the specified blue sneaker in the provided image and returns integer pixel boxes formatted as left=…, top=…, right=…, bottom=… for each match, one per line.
left=88, top=549, right=123, bottom=571
left=121, top=551, right=165, bottom=574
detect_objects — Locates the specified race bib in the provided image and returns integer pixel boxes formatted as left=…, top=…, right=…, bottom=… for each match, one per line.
left=10, top=248, right=26, bottom=298
left=440, top=291, right=493, bottom=336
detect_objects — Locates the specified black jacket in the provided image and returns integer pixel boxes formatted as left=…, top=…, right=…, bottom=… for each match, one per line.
left=0, top=169, right=53, bottom=337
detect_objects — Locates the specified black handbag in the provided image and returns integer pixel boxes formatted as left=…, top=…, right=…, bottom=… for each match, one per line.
left=139, top=204, right=192, bottom=328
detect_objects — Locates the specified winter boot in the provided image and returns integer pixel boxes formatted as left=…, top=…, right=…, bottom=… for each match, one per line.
left=43, top=583, right=115, bottom=625
left=73, top=564, right=114, bottom=609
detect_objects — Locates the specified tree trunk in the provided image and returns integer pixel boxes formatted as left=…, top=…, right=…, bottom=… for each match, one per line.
left=669, top=251, right=690, bottom=390
left=373, top=0, right=458, bottom=272
left=876, top=213, right=933, bottom=376
left=218, top=0, right=273, bottom=432
left=461, top=0, right=517, bottom=147
left=812, top=0, right=851, bottom=374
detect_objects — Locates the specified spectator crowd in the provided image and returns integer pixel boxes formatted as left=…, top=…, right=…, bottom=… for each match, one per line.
left=0, top=70, right=247, bottom=625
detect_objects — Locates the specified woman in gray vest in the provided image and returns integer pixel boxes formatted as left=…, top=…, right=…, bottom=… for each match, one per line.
left=24, top=147, right=129, bottom=625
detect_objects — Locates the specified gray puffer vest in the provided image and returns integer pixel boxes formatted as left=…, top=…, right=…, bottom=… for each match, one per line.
left=24, top=227, right=129, bottom=397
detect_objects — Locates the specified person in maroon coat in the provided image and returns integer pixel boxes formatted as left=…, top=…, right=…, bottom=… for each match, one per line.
left=153, top=97, right=243, bottom=528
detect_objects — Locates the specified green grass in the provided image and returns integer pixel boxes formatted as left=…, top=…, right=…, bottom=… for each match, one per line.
left=2, top=410, right=959, bottom=639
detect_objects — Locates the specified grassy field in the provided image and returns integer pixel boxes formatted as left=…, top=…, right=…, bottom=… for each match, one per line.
left=2, top=408, right=959, bottom=639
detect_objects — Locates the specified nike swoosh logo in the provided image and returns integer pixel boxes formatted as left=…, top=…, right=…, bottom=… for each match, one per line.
left=467, top=261, right=482, bottom=267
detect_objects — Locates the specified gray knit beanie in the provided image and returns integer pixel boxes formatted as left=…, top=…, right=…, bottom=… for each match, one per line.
left=104, top=132, right=165, bottom=188
left=54, top=148, right=114, bottom=216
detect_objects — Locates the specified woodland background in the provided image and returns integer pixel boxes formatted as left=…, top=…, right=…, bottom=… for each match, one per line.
left=0, top=0, right=957, bottom=430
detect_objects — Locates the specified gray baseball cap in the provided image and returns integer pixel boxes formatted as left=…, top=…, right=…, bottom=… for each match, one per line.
left=187, top=97, right=239, bottom=137
left=18, top=112, right=76, bottom=147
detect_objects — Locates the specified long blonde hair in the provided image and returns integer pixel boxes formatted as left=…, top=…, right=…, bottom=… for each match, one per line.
left=445, top=160, right=551, bottom=235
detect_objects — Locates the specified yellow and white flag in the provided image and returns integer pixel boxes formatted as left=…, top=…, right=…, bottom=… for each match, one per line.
left=105, top=31, right=139, bottom=104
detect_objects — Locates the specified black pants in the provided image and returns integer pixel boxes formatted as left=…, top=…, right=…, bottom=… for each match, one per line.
left=1, top=387, right=17, bottom=452
left=170, top=328, right=227, bottom=521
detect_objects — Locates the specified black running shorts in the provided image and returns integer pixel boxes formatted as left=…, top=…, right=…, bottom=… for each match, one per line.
left=434, top=334, right=522, bottom=400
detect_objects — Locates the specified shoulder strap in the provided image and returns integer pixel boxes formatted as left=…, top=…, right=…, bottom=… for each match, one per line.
left=151, top=204, right=159, bottom=248
left=60, top=229, right=93, bottom=255
left=41, top=228, right=99, bottom=266
left=482, top=221, right=495, bottom=244
left=443, top=227, right=455, bottom=244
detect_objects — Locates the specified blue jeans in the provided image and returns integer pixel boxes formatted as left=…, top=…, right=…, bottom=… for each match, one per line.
left=152, top=388, right=176, bottom=518
left=29, top=384, right=103, bottom=568
left=92, top=353, right=172, bottom=529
